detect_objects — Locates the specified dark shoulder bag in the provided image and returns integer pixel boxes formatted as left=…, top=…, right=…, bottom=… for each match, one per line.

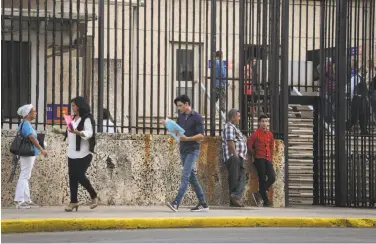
left=10, top=122, right=35, bottom=157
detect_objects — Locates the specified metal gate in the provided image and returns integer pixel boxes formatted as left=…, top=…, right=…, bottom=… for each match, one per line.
left=313, top=0, right=376, bottom=207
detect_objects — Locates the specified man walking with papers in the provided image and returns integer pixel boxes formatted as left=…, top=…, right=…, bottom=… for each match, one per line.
left=164, top=95, right=209, bottom=212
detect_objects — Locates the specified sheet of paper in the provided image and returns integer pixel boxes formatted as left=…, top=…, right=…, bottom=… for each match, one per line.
left=165, top=118, right=185, bottom=142
left=64, top=115, right=72, bottom=127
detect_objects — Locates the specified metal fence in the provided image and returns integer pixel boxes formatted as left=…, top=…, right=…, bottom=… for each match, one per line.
left=1, top=0, right=376, bottom=207
left=311, top=0, right=376, bottom=207
left=1, top=0, right=290, bottom=136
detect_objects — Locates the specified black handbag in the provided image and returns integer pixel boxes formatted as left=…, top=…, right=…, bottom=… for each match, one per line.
left=10, top=122, right=35, bottom=157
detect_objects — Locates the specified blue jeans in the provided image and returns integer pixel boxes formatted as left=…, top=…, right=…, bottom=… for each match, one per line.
left=175, top=150, right=206, bottom=205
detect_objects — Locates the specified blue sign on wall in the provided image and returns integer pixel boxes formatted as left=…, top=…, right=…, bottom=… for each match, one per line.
left=46, top=104, right=70, bottom=124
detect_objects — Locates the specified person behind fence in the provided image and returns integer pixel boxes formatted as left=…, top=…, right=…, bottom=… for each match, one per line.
left=165, top=95, right=209, bottom=212
left=222, top=109, right=247, bottom=207
left=247, top=114, right=275, bottom=207
left=64, top=96, right=98, bottom=212
left=370, top=65, right=376, bottom=123
left=102, top=108, right=115, bottom=133
left=346, top=66, right=370, bottom=134
left=215, top=50, right=227, bottom=115
left=14, top=104, right=48, bottom=209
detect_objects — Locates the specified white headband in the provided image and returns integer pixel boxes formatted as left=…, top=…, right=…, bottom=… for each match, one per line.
left=17, top=104, right=34, bottom=118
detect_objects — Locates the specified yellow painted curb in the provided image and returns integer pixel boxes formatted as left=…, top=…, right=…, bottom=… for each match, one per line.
left=2, top=217, right=376, bottom=233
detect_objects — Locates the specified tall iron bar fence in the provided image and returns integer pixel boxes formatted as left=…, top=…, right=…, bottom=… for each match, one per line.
left=1, top=0, right=291, bottom=137
left=312, top=0, right=376, bottom=207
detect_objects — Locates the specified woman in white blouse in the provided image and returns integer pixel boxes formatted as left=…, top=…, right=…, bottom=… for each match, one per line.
left=65, top=96, right=98, bottom=212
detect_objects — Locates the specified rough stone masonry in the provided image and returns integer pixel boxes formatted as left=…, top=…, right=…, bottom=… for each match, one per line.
left=1, top=130, right=285, bottom=207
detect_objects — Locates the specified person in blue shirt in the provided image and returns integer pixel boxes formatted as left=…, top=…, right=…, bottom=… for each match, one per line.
left=14, top=104, right=47, bottom=209
left=164, top=95, right=209, bottom=212
left=215, top=50, right=227, bottom=115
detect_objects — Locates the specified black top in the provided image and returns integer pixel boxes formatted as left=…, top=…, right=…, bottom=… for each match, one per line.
left=177, top=110, right=204, bottom=153
left=353, top=79, right=369, bottom=99
left=372, top=75, right=376, bottom=91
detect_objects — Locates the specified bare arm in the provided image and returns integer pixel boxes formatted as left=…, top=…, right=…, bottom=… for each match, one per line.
left=181, top=133, right=204, bottom=142
left=28, top=135, right=47, bottom=156
left=227, top=140, right=238, bottom=157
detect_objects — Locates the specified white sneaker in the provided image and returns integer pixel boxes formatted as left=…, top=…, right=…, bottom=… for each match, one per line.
left=26, top=201, right=38, bottom=206
left=16, top=201, right=31, bottom=209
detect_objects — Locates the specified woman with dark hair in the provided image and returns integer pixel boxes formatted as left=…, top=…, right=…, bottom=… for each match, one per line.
left=64, top=96, right=98, bottom=212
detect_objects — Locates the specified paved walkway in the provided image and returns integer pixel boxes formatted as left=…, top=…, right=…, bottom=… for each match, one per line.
left=2, top=205, right=375, bottom=219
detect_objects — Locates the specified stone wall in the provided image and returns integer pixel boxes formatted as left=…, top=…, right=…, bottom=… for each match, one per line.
left=1, top=130, right=285, bottom=207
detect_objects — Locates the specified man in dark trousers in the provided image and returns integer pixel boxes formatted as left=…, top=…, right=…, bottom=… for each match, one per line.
left=165, top=95, right=209, bottom=212
left=346, top=68, right=370, bottom=134
left=222, top=108, right=247, bottom=207
left=248, top=115, right=275, bottom=207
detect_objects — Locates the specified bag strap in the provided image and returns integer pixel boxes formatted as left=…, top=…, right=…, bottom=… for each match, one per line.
left=17, top=121, right=26, bottom=138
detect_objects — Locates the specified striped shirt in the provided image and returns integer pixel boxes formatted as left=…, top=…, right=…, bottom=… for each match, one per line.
left=222, top=122, right=248, bottom=162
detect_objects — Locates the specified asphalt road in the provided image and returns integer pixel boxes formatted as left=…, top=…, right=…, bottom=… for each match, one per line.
left=2, top=228, right=375, bottom=243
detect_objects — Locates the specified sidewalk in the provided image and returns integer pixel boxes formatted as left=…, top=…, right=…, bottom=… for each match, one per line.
left=2, top=205, right=376, bottom=233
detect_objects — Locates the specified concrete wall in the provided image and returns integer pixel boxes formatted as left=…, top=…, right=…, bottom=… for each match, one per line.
left=1, top=130, right=285, bottom=207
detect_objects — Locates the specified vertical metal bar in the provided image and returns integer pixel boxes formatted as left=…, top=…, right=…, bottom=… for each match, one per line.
left=164, top=0, right=168, bottom=134
left=9, top=0, right=14, bottom=129
left=114, top=0, right=118, bottom=132
left=136, top=0, right=140, bottom=133
left=210, top=0, right=217, bottom=136
left=192, top=0, right=196, bottom=113
left=224, top=0, right=229, bottom=117
left=231, top=0, right=235, bottom=115
left=218, top=0, right=223, bottom=133
left=142, top=0, right=147, bottom=134
left=83, top=0, right=88, bottom=102
left=97, top=0, right=105, bottom=132
left=290, top=0, right=295, bottom=108
left=261, top=0, right=268, bottom=115
left=150, top=0, right=155, bottom=133
left=52, top=0, right=56, bottom=127
left=297, top=0, right=302, bottom=90
left=239, top=0, right=246, bottom=133
left=43, top=0, right=48, bottom=130
left=91, top=0, right=96, bottom=116
left=204, top=0, right=209, bottom=134
left=304, top=0, right=309, bottom=92
left=198, top=0, right=203, bottom=115
left=69, top=0, right=73, bottom=117
left=281, top=0, right=290, bottom=207
left=27, top=0, right=31, bottom=117
left=128, top=1, right=133, bottom=132
left=185, top=0, right=189, bottom=100
left=157, top=0, right=161, bottom=133
left=121, top=0, right=125, bottom=133
left=106, top=0, right=110, bottom=131
left=60, top=0, right=65, bottom=128
left=18, top=0, right=23, bottom=123
left=35, top=0, right=40, bottom=128
left=76, top=0, right=81, bottom=97
left=335, top=0, right=348, bottom=207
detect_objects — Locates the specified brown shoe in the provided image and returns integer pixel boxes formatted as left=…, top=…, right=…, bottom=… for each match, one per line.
left=230, top=195, right=244, bottom=207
